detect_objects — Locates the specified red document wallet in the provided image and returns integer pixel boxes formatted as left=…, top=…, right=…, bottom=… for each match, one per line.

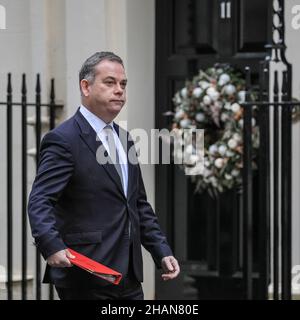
left=67, top=248, right=122, bottom=285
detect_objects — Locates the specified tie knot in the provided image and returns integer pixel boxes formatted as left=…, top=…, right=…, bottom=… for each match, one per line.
left=104, top=125, right=114, bottom=139
left=104, top=124, right=113, bottom=131
left=104, top=125, right=114, bottom=142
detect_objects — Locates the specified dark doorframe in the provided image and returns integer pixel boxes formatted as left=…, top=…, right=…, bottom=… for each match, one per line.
left=154, top=0, right=273, bottom=299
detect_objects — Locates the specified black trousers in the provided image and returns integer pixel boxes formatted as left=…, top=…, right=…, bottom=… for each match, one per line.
left=55, top=245, right=144, bottom=300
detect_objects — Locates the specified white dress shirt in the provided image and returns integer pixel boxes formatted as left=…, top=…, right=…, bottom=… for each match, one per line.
left=79, top=105, right=128, bottom=197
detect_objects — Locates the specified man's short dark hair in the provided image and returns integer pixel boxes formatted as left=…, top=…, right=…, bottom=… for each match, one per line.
left=79, top=52, right=124, bottom=86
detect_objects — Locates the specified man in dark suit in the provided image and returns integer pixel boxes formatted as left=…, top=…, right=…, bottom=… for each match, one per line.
left=28, top=51, right=180, bottom=300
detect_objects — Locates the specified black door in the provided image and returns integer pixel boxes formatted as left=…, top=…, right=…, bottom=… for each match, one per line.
left=155, top=0, right=271, bottom=299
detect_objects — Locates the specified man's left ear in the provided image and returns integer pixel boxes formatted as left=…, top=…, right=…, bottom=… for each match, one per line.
left=80, top=79, right=90, bottom=97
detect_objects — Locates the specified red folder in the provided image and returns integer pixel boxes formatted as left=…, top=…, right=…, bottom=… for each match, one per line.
left=67, top=248, right=122, bottom=285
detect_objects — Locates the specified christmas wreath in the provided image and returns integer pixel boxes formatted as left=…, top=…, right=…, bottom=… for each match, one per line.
left=171, top=64, right=259, bottom=195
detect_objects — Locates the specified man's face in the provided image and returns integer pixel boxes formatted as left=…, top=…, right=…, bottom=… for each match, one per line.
left=82, top=60, right=127, bottom=122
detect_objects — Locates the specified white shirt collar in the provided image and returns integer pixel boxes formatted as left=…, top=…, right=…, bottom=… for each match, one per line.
left=79, top=105, right=114, bottom=136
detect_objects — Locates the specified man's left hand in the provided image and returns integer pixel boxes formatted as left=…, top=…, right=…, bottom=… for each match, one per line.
left=161, top=256, right=180, bottom=281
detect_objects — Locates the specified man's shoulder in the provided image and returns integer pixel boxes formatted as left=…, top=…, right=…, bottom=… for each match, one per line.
left=43, top=113, right=79, bottom=144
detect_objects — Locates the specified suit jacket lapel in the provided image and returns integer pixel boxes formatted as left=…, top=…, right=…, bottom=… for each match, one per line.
left=74, top=110, right=125, bottom=198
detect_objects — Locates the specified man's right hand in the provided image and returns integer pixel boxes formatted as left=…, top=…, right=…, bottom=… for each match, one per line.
left=47, top=249, right=75, bottom=268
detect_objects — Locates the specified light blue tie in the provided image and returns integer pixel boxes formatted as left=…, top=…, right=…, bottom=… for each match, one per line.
left=104, top=125, right=124, bottom=189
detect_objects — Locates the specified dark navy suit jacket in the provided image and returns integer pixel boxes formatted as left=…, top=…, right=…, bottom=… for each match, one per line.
left=28, top=109, right=173, bottom=288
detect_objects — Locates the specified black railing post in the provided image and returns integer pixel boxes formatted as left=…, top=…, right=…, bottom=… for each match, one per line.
left=273, top=70, right=280, bottom=300
left=281, top=70, right=292, bottom=300
left=35, top=74, right=42, bottom=300
left=243, top=66, right=253, bottom=300
left=21, top=74, right=28, bottom=300
left=48, top=78, right=55, bottom=300
left=6, top=73, right=13, bottom=300
left=265, top=0, right=292, bottom=300
left=258, top=64, right=271, bottom=300
left=49, top=79, right=55, bottom=130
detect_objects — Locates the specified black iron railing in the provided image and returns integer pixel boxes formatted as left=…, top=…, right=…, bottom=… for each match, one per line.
left=241, top=71, right=300, bottom=300
left=0, top=73, right=63, bottom=300
left=240, top=0, right=300, bottom=300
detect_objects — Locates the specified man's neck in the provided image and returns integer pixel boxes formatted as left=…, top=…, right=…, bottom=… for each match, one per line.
left=80, top=104, right=113, bottom=124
